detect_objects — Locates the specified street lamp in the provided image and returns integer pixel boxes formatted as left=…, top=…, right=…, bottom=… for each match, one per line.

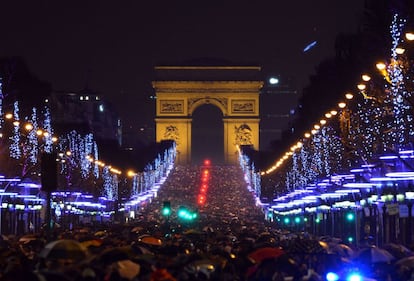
left=269, top=77, right=279, bottom=85
left=405, top=32, right=414, bottom=41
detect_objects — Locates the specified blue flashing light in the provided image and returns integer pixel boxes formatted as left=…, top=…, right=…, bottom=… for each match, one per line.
left=347, top=273, right=362, bottom=281
left=327, top=271, right=363, bottom=281
left=326, top=272, right=339, bottom=281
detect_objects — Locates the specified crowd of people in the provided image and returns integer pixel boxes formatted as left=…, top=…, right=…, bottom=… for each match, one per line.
left=0, top=165, right=413, bottom=281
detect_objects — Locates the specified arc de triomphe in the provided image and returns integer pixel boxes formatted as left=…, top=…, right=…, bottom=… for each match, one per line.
left=153, top=65, right=263, bottom=164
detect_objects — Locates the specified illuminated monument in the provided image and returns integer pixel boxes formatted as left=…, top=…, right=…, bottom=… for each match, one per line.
left=153, top=65, right=263, bottom=164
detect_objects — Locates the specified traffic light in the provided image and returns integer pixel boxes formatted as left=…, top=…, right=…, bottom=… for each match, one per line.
left=346, top=211, right=355, bottom=222
left=162, top=201, right=171, bottom=216
left=344, top=210, right=356, bottom=244
left=177, top=206, right=198, bottom=221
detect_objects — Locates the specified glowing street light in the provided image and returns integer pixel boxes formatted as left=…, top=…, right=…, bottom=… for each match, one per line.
left=362, top=74, right=371, bottom=81
left=269, top=77, right=279, bottom=85
left=345, top=93, right=354, bottom=100
left=405, top=32, right=414, bottom=41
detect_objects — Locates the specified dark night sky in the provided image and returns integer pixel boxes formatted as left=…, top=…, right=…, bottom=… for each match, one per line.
left=0, top=1, right=364, bottom=130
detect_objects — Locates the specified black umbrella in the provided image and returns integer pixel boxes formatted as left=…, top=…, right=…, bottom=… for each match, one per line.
left=383, top=243, right=413, bottom=259
left=353, top=246, right=395, bottom=264
left=39, top=239, right=87, bottom=260
left=288, top=238, right=328, bottom=254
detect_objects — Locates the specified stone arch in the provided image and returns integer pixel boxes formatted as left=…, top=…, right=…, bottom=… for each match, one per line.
left=188, top=97, right=228, bottom=116
left=153, top=65, right=263, bottom=164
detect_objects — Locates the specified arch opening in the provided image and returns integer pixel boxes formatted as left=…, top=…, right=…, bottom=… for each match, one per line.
left=191, top=104, right=224, bottom=165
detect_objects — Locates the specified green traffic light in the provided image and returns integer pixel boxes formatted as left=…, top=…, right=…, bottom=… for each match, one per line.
left=162, top=207, right=171, bottom=216
left=177, top=206, right=198, bottom=221
left=162, top=201, right=171, bottom=216
left=294, top=217, right=301, bottom=223
left=346, top=212, right=355, bottom=221
left=284, top=217, right=290, bottom=224
left=178, top=209, right=188, bottom=218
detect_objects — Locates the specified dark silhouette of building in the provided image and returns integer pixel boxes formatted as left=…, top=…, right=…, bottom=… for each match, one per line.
left=48, top=88, right=122, bottom=146
left=260, top=74, right=299, bottom=150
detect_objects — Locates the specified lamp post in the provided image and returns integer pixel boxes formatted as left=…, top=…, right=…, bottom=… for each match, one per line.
left=406, top=191, right=414, bottom=245
left=381, top=203, right=387, bottom=246
left=40, top=151, right=57, bottom=241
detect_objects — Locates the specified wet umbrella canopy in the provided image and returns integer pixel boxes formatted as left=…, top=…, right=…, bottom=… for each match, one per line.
left=395, top=255, right=414, bottom=280
left=383, top=243, right=413, bottom=259
left=137, top=234, right=163, bottom=246
left=248, top=247, right=285, bottom=264
left=39, top=239, right=87, bottom=260
left=354, top=246, right=395, bottom=264
left=288, top=238, right=328, bottom=254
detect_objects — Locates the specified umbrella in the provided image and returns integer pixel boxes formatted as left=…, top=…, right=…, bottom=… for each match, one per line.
left=395, top=255, right=414, bottom=272
left=185, top=259, right=216, bottom=279
left=130, top=242, right=154, bottom=257
left=354, top=246, right=395, bottom=264
left=115, top=259, right=141, bottom=280
left=202, top=226, right=214, bottom=233
left=18, top=234, right=39, bottom=244
left=94, top=230, right=107, bottom=237
left=81, top=239, right=103, bottom=248
left=318, top=241, right=330, bottom=251
left=247, top=249, right=300, bottom=279
left=394, top=256, right=414, bottom=281
left=329, top=243, right=354, bottom=258
left=383, top=243, right=413, bottom=259
left=77, top=227, right=90, bottom=233
left=319, top=236, right=342, bottom=244
left=98, top=247, right=132, bottom=266
left=39, top=239, right=87, bottom=260
left=131, top=226, right=144, bottom=233
left=248, top=247, right=284, bottom=264
left=288, top=239, right=328, bottom=254
left=183, top=229, right=204, bottom=235
left=138, top=235, right=162, bottom=246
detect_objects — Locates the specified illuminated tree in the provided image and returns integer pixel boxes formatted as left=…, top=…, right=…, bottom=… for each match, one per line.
left=386, top=14, right=414, bottom=149
left=10, top=101, right=21, bottom=159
